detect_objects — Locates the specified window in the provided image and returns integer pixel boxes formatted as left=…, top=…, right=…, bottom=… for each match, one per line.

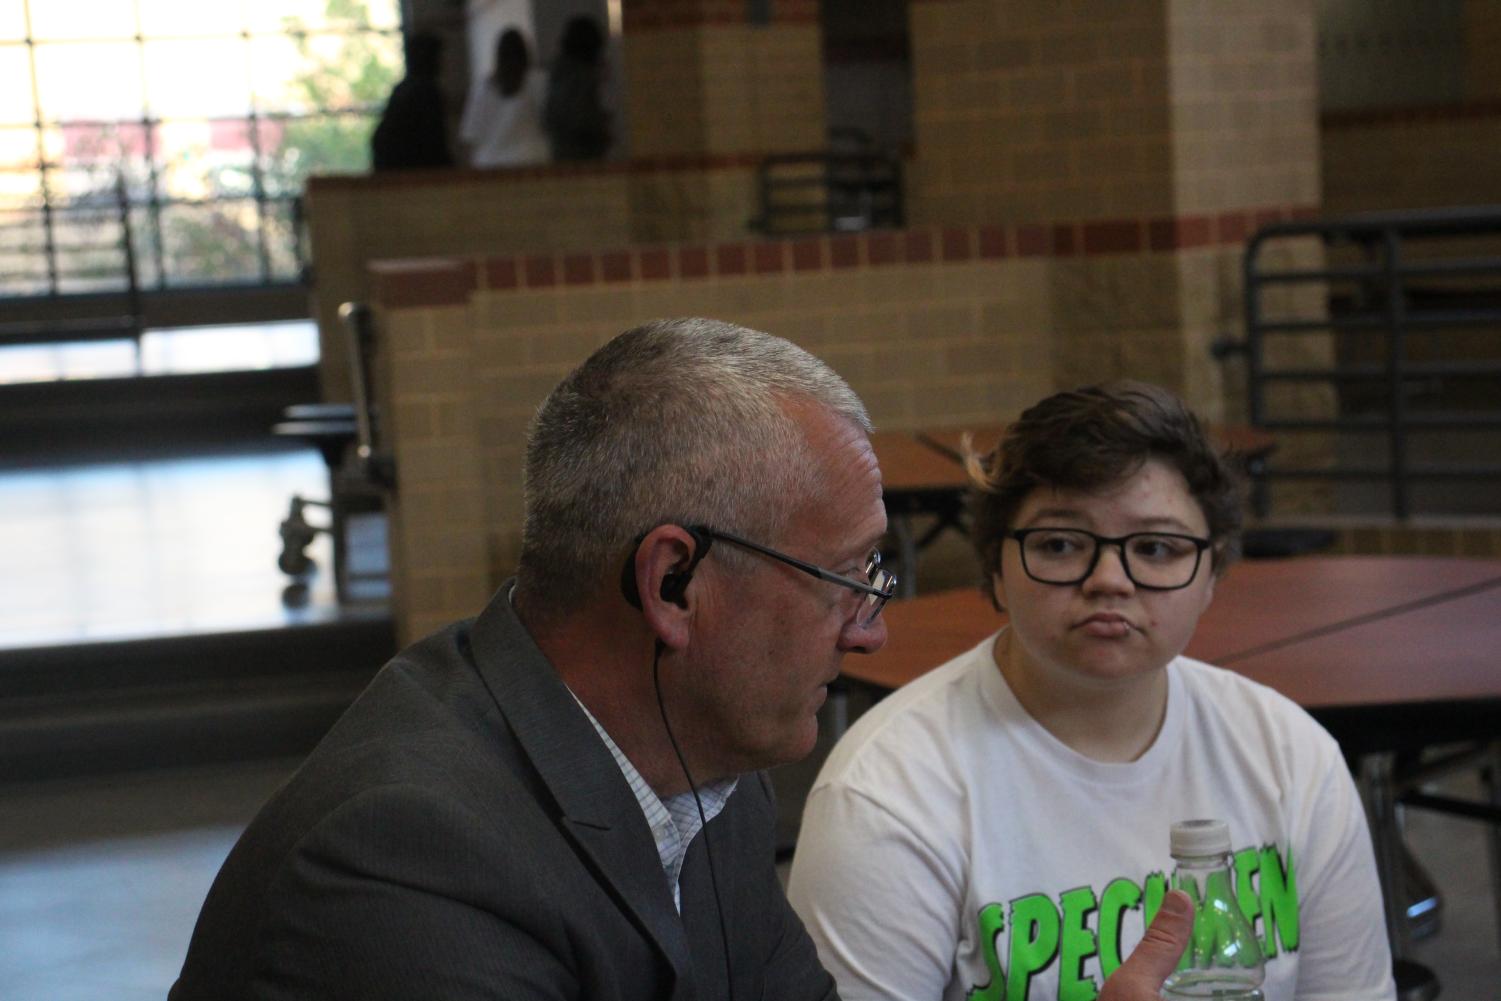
left=0, top=0, right=402, bottom=297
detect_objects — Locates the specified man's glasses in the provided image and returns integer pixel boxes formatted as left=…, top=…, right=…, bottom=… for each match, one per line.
left=1008, top=527, right=1211, bottom=591
left=695, top=526, right=896, bottom=626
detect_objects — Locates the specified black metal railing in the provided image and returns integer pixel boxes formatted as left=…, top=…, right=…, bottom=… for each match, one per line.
left=0, top=174, right=144, bottom=350
left=752, top=150, right=903, bottom=236
left=1239, top=206, right=1501, bottom=518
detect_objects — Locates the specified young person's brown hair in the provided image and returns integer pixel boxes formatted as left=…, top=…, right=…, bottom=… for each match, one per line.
left=967, top=381, right=1244, bottom=605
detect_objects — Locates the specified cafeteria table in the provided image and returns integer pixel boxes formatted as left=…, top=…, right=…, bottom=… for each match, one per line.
left=839, top=555, right=1501, bottom=971
left=867, top=430, right=971, bottom=597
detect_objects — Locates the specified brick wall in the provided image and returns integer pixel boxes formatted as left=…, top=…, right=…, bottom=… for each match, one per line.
left=1321, top=107, right=1501, bottom=216
left=368, top=212, right=1306, bottom=641
left=623, top=24, right=825, bottom=157
left=309, top=1, right=826, bottom=405
left=306, top=160, right=757, bottom=401
left=1166, top=0, right=1321, bottom=215
left=1464, top=0, right=1501, bottom=100
left=907, top=0, right=1175, bottom=225
left=901, top=0, right=1328, bottom=469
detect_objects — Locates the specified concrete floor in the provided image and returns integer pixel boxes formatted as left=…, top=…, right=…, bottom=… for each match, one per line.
left=0, top=736, right=1495, bottom=999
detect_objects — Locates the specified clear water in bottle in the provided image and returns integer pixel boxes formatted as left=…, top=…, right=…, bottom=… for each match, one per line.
left=1162, top=819, right=1265, bottom=1001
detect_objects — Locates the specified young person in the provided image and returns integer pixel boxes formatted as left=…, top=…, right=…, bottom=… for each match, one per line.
left=788, top=382, right=1395, bottom=1001
left=459, top=28, right=549, bottom=168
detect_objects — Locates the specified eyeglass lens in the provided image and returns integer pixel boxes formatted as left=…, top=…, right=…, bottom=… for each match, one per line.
left=1019, top=529, right=1202, bottom=589
left=857, top=552, right=895, bottom=625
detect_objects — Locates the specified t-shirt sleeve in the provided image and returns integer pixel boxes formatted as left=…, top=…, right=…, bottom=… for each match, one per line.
left=788, top=779, right=965, bottom=1001
left=1286, top=729, right=1397, bottom=1001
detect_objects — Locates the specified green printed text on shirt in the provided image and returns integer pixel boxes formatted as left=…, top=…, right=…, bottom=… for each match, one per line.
left=965, top=844, right=1298, bottom=1001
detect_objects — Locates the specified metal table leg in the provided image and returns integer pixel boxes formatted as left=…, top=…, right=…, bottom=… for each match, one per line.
left=1362, top=752, right=1412, bottom=958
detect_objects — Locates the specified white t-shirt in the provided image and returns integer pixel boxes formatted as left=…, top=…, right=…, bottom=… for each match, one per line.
left=459, top=69, right=549, bottom=168
left=788, top=633, right=1396, bottom=1001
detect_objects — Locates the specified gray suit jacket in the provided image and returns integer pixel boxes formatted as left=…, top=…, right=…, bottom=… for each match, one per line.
left=170, top=586, right=837, bottom=1001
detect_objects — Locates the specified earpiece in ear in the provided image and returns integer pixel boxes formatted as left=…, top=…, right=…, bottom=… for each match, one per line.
left=621, top=544, right=645, bottom=608
left=660, top=571, right=690, bottom=607
left=659, top=525, right=714, bottom=607
left=620, top=526, right=716, bottom=610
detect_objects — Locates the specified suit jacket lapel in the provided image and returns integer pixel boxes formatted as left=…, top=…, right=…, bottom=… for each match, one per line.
left=466, top=584, right=696, bottom=997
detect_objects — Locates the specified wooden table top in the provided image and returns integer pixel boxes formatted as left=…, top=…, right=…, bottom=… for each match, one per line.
left=1228, top=584, right=1501, bottom=710
left=843, top=556, right=1501, bottom=712
left=868, top=430, right=971, bottom=494
left=915, top=422, right=1278, bottom=463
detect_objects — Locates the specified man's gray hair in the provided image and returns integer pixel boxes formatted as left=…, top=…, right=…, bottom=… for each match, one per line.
left=515, top=317, right=871, bottom=613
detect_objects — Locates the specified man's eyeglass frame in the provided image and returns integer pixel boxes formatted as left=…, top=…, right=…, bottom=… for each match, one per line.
left=625, top=524, right=897, bottom=623
left=699, top=526, right=896, bottom=623
left=1007, top=527, right=1212, bottom=591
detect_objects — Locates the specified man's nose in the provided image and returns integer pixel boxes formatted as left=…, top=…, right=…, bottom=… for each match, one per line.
left=839, top=611, right=888, bottom=655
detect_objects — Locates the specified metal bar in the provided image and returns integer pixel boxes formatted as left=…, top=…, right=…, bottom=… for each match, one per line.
left=1256, top=315, right=1390, bottom=332
left=1243, top=229, right=1269, bottom=516
left=1392, top=742, right=1497, bottom=792
left=1398, top=791, right=1501, bottom=824
left=246, top=29, right=273, bottom=286
left=1254, top=264, right=1385, bottom=284
left=1256, top=415, right=1501, bottom=430
left=21, top=1, right=58, bottom=298
left=1401, top=256, right=1501, bottom=278
left=1485, top=743, right=1501, bottom=958
left=1256, top=257, right=1501, bottom=284
left=116, top=171, right=143, bottom=371
left=1362, top=753, right=1413, bottom=958
left=339, top=302, right=378, bottom=478
left=1394, top=308, right=1501, bottom=327
left=1256, top=467, right=1501, bottom=480
left=1258, top=204, right=1501, bottom=239
left=1384, top=228, right=1409, bottom=517
left=132, top=6, right=167, bottom=293
left=1270, top=308, right=1501, bottom=329
left=0, top=193, right=303, bottom=215
left=1258, top=362, right=1501, bottom=381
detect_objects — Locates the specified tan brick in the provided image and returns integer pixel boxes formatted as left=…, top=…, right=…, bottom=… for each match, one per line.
left=382, top=310, right=434, bottom=358
left=391, top=356, right=478, bottom=397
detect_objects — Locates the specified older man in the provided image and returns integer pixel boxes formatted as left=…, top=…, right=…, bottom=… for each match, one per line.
left=170, top=318, right=1190, bottom=1000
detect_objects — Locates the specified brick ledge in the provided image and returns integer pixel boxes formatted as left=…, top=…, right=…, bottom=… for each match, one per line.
left=371, top=203, right=1318, bottom=307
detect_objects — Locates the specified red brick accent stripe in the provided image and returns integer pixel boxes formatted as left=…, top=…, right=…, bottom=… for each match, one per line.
left=372, top=205, right=1318, bottom=307
left=370, top=259, right=477, bottom=309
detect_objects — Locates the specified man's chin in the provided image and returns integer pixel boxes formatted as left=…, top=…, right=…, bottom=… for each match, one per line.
left=774, top=719, right=823, bottom=768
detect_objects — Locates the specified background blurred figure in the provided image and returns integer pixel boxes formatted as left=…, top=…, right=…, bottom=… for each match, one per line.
left=460, top=28, right=549, bottom=169
left=543, top=16, right=611, bottom=162
left=370, top=32, right=454, bottom=172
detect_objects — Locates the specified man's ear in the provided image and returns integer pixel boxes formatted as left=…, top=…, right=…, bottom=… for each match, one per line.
left=629, top=525, right=710, bottom=650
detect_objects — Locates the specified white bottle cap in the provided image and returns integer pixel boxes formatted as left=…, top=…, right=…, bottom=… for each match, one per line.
left=1170, top=818, right=1231, bottom=857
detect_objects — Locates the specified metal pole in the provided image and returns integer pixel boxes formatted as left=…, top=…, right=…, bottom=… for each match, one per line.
left=1383, top=228, right=1409, bottom=518
left=1362, top=752, right=1412, bottom=959
left=1486, top=741, right=1501, bottom=958
left=1242, top=234, right=1270, bottom=516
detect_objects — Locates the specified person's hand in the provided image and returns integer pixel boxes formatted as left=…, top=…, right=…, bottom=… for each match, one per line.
left=1099, top=890, right=1193, bottom=1001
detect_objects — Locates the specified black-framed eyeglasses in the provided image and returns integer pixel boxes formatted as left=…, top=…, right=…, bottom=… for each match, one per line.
left=1007, top=527, right=1211, bottom=590
left=696, top=526, right=896, bottom=625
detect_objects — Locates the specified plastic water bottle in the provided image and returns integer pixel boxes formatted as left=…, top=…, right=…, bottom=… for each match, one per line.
left=1162, top=819, right=1265, bottom=1000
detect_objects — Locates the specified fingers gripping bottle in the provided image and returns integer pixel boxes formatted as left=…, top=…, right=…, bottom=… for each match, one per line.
left=1163, top=819, right=1265, bottom=1000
